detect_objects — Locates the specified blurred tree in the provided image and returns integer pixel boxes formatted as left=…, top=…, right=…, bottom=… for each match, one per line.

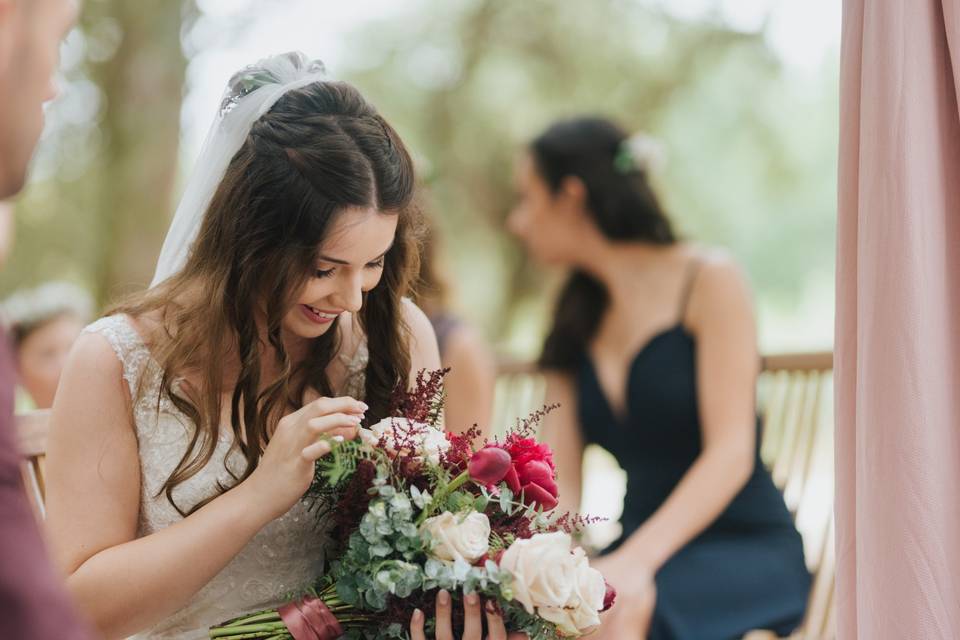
left=2, top=0, right=837, bottom=353
left=341, top=0, right=837, bottom=353
left=2, top=0, right=196, bottom=305
left=85, top=0, right=195, bottom=302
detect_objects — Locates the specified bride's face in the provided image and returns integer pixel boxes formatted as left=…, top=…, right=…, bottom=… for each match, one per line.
left=281, top=206, right=398, bottom=340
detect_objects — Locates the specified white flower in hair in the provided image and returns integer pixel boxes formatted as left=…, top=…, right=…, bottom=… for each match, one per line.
left=614, top=132, right=667, bottom=175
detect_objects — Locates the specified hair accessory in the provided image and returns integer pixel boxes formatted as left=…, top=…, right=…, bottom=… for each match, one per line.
left=613, top=132, right=667, bottom=175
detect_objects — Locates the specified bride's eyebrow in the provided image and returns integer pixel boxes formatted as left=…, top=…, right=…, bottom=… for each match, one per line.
left=317, top=242, right=395, bottom=266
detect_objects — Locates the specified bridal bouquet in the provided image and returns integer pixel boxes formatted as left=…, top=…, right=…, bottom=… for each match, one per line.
left=210, top=371, right=615, bottom=640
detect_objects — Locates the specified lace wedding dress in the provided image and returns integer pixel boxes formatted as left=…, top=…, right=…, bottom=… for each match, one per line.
left=84, top=315, right=368, bottom=639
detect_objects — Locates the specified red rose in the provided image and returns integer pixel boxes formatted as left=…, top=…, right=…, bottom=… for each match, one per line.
left=512, top=459, right=559, bottom=510
left=499, top=436, right=559, bottom=511
left=504, top=435, right=555, bottom=471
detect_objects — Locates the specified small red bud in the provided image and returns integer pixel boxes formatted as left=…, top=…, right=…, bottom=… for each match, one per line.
left=467, top=446, right=512, bottom=486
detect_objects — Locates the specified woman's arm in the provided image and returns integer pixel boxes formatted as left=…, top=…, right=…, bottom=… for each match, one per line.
left=616, top=254, right=759, bottom=571
left=45, top=333, right=363, bottom=638
left=540, top=372, right=585, bottom=517
left=438, top=324, right=496, bottom=437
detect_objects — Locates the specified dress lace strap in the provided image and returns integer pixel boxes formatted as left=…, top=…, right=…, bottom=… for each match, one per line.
left=83, top=315, right=154, bottom=400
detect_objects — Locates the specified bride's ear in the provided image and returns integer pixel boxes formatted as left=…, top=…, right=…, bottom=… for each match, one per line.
left=557, top=175, right=589, bottom=217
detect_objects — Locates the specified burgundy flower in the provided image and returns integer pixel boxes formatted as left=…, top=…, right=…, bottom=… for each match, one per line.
left=468, top=446, right=513, bottom=486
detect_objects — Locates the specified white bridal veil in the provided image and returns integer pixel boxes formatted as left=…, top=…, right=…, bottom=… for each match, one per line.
left=151, top=52, right=327, bottom=287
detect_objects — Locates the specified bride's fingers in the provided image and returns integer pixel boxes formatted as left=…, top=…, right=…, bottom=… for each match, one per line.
left=300, top=424, right=361, bottom=461
left=409, top=608, right=427, bottom=640
left=307, top=413, right=362, bottom=437
left=485, top=601, right=507, bottom=640
left=435, top=589, right=453, bottom=640
left=307, top=413, right=363, bottom=431
left=462, top=592, right=482, bottom=640
left=303, top=396, right=367, bottom=419
left=300, top=439, right=333, bottom=461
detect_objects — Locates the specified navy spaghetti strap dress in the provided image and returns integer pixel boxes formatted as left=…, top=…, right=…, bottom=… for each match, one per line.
left=576, top=264, right=811, bottom=640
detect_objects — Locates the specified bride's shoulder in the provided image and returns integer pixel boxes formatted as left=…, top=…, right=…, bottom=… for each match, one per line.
left=400, top=298, right=440, bottom=374
left=77, top=312, right=159, bottom=389
left=83, top=312, right=155, bottom=357
left=61, top=322, right=131, bottom=399
left=399, top=298, right=437, bottom=348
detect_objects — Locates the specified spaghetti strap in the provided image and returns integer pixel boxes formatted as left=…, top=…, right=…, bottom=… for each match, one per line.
left=676, top=259, right=702, bottom=323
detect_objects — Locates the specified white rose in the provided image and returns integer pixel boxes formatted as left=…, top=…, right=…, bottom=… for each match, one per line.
left=500, top=534, right=606, bottom=636
left=420, top=511, right=491, bottom=564
left=538, top=547, right=606, bottom=635
left=418, top=425, right=452, bottom=465
left=361, top=417, right=450, bottom=464
left=498, top=532, right=575, bottom=615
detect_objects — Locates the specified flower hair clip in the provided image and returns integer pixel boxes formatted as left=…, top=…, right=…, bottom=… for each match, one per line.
left=613, top=132, right=667, bottom=175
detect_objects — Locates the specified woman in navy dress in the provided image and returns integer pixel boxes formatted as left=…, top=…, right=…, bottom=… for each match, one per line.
left=507, top=117, right=810, bottom=640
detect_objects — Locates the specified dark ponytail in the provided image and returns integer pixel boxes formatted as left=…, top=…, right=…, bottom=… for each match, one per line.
left=533, top=117, right=677, bottom=371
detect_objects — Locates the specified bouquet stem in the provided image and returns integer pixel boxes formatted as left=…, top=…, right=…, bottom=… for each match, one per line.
left=209, top=587, right=362, bottom=640
left=416, top=470, right=470, bottom=524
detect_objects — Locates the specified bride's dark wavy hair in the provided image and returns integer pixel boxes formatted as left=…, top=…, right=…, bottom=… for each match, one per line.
left=113, top=80, right=420, bottom=515
left=533, top=117, right=676, bottom=372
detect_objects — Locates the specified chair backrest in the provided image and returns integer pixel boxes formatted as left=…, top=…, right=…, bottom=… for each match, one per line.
left=757, top=352, right=834, bottom=640
left=16, top=409, right=51, bottom=520
left=492, top=351, right=836, bottom=640
left=491, top=359, right=545, bottom=438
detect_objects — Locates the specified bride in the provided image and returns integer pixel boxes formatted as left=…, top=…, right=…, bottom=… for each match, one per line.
left=41, top=53, right=499, bottom=639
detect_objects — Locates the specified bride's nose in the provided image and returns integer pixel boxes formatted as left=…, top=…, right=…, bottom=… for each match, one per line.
left=331, top=272, right=364, bottom=313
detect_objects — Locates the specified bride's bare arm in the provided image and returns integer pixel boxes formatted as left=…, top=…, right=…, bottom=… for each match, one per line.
left=45, top=333, right=363, bottom=639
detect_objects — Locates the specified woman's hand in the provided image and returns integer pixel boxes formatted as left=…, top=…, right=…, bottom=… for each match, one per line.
left=590, top=553, right=657, bottom=640
left=410, top=589, right=527, bottom=640
left=244, top=396, right=366, bottom=520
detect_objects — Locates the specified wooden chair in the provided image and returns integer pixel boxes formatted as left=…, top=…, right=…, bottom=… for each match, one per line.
left=492, top=351, right=837, bottom=640
left=491, top=358, right=545, bottom=436
left=16, top=409, right=51, bottom=521
left=757, top=352, right=835, bottom=640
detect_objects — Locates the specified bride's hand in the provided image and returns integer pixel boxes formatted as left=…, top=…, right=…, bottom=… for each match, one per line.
left=244, top=396, right=366, bottom=519
left=410, top=589, right=527, bottom=640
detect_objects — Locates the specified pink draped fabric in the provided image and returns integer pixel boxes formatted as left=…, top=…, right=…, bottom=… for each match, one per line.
left=837, top=0, right=960, bottom=637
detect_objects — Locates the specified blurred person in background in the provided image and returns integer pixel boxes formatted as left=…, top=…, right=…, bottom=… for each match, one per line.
left=3, top=281, right=94, bottom=409
left=412, top=216, right=496, bottom=437
left=508, top=116, right=810, bottom=639
left=0, top=0, right=94, bottom=637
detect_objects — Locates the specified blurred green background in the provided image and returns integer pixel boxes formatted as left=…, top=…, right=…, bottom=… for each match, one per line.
left=4, top=0, right=840, bottom=357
